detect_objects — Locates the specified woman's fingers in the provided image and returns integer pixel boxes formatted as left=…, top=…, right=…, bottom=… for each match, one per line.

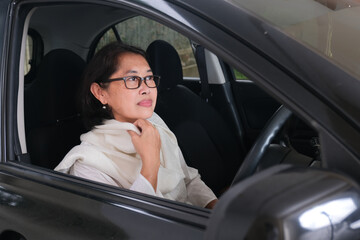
left=132, top=120, right=160, bottom=146
left=128, top=119, right=152, bottom=141
left=129, top=119, right=161, bottom=190
left=133, top=119, right=152, bottom=132
left=128, top=119, right=161, bottom=163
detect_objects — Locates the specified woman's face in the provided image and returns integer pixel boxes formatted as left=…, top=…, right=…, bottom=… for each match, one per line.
left=92, top=52, right=157, bottom=123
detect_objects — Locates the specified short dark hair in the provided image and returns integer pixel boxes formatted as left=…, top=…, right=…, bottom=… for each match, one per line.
left=80, top=41, right=148, bottom=130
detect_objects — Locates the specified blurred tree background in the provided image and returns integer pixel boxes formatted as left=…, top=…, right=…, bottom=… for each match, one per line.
left=97, top=16, right=199, bottom=77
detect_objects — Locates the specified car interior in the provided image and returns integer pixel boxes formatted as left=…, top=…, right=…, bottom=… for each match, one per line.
left=16, top=3, right=320, bottom=200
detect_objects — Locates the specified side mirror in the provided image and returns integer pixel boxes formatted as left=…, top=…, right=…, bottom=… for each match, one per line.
left=206, top=165, right=360, bottom=240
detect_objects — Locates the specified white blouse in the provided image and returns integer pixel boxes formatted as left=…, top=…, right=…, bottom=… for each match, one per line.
left=70, top=161, right=216, bottom=207
left=70, top=162, right=159, bottom=196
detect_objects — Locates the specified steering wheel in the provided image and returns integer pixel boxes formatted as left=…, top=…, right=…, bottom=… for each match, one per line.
left=232, top=105, right=292, bottom=185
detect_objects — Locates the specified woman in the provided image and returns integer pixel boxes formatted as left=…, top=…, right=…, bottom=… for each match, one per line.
left=55, top=42, right=217, bottom=208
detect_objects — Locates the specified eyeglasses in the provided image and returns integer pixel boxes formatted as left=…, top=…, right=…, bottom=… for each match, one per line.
left=99, top=75, right=160, bottom=89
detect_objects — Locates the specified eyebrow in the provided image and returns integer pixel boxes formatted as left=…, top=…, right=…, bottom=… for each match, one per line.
left=125, top=69, right=152, bottom=74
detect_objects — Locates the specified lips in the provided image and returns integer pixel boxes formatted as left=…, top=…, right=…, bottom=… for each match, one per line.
left=137, top=99, right=153, bottom=107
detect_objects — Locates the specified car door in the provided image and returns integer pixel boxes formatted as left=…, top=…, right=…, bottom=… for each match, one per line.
left=0, top=163, right=208, bottom=239
left=3, top=0, right=360, bottom=239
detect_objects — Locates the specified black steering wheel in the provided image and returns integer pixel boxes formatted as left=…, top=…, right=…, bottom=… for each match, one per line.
left=232, top=105, right=292, bottom=185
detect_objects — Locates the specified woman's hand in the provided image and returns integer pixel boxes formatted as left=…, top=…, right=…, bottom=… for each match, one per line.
left=128, top=119, right=161, bottom=191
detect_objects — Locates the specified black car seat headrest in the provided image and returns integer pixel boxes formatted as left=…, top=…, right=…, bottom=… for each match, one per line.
left=25, top=49, right=86, bottom=129
left=146, top=40, right=183, bottom=92
left=24, top=49, right=86, bottom=168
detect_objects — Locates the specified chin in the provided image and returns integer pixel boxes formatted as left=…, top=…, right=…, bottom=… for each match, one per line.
left=144, top=112, right=154, bottom=119
left=138, top=110, right=154, bottom=120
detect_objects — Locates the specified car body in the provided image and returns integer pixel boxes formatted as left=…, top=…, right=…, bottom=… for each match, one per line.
left=0, top=0, right=360, bottom=239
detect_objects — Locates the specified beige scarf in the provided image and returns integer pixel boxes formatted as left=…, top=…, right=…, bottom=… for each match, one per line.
left=55, top=113, right=196, bottom=202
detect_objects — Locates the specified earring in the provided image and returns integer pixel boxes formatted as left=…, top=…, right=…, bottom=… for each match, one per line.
left=102, top=105, right=106, bottom=109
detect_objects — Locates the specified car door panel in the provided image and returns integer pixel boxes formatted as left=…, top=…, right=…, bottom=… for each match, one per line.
left=0, top=163, right=207, bottom=239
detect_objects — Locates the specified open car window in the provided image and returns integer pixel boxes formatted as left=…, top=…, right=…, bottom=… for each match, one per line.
left=19, top=2, right=321, bottom=202
left=19, top=3, right=216, bottom=213
left=94, top=16, right=199, bottom=79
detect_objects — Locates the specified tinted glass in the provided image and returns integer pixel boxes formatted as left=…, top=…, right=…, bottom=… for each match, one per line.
left=229, top=0, right=360, bottom=79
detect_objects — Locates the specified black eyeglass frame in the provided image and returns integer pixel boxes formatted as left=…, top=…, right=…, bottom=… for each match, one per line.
left=98, top=75, right=160, bottom=89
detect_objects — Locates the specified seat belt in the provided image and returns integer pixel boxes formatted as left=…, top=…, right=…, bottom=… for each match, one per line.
left=195, top=45, right=211, bottom=102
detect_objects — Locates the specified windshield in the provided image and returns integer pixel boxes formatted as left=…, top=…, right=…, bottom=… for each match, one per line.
left=227, top=0, right=360, bottom=79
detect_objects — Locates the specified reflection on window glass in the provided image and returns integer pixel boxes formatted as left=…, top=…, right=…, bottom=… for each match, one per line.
left=233, top=69, right=248, bottom=80
left=24, top=35, right=33, bottom=75
left=95, top=29, right=117, bottom=53
left=116, top=16, right=199, bottom=78
left=230, top=0, right=360, bottom=80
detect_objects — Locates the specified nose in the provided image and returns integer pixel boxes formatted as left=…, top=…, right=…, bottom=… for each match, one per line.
left=139, top=79, right=150, bottom=95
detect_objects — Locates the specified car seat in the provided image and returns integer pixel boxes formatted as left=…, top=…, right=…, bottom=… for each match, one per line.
left=24, top=49, right=86, bottom=169
left=146, top=40, right=244, bottom=196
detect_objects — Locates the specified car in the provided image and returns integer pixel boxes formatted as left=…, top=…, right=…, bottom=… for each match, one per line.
left=1, top=0, right=360, bottom=239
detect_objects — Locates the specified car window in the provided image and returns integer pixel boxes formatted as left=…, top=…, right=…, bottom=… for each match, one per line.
left=22, top=5, right=214, bottom=211
left=24, top=29, right=43, bottom=84
left=233, top=69, right=248, bottom=81
left=24, top=34, right=33, bottom=75
left=95, top=28, right=118, bottom=53
left=95, top=16, right=199, bottom=78
left=230, top=0, right=360, bottom=81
